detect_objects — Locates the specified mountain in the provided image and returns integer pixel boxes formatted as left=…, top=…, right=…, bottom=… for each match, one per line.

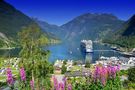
left=0, top=0, right=54, bottom=48
left=61, top=13, right=124, bottom=44
left=34, top=19, right=65, bottom=39
left=36, top=13, right=125, bottom=48
left=103, top=15, right=135, bottom=49
left=119, top=15, right=135, bottom=36
left=0, top=0, right=34, bottom=47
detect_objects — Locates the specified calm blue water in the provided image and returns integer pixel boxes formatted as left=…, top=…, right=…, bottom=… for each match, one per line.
left=45, top=43, right=122, bottom=63
left=0, top=43, right=122, bottom=63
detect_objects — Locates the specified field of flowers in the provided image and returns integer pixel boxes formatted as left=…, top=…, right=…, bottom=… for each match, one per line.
left=4, top=64, right=124, bottom=90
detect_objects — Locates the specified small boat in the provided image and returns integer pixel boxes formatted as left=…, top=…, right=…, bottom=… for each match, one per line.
left=111, top=46, right=117, bottom=50
left=69, top=51, right=72, bottom=54
left=116, top=48, right=121, bottom=51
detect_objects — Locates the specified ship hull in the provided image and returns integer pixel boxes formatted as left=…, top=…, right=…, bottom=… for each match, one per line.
left=80, top=40, right=93, bottom=53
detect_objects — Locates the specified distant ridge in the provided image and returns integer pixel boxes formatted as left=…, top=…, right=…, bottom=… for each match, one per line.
left=60, top=13, right=124, bottom=45
left=36, top=13, right=125, bottom=49
left=0, top=1, right=57, bottom=47
left=103, top=15, right=135, bottom=49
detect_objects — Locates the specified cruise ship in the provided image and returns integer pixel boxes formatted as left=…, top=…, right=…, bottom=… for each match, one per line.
left=80, top=40, right=93, bottom=53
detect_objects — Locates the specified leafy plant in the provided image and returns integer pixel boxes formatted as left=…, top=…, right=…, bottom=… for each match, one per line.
left=128, top=66, right=135, bottom=83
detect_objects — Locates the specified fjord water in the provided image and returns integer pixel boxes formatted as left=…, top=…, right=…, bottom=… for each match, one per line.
left=0, top=43, right=121, bottom=63
left=45, top=42, right=121, bottom=63
left=0, top=48, right=20, bottom=57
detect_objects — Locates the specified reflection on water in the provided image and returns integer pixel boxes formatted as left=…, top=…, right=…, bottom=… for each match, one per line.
left=45, top=43, right=122, bottom=63
left=83, top=53, right=93, bottom=63
left=0, top=43, right=122, bottom=63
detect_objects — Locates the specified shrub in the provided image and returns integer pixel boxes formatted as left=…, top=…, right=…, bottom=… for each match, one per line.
left=128, top=66, right=135, bottom=83
left=61, top=64, right=67, bottom=74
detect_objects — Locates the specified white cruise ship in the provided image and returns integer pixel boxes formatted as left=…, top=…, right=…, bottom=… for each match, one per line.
left=80, top=40, right=93, bottom=53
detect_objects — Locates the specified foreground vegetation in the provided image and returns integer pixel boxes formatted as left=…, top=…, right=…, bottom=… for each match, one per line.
left=3, top=63, right=135, bottom=90
left=0, top=24, right=135, bottom=90
left=103, top=36, right=135, bottom=51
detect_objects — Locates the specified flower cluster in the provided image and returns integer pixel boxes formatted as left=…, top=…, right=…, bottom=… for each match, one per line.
left=30, top=80, right=34, bottom=90
left=6, top=68, right=14, bottom=85
left=107, top=65, right=120, bottom=78
left=5, top=65, right=120, bottom=89
left=53, top=76, right=59, bottom=90
left=20, top=67, right=26, bottom=81
left=67, top=84, right=72, bottom=90
left=58, top=82, right=64, bottom=90
left=52, top=76, right=72, bottom=90
left=93, top=65, right=120, bottom=86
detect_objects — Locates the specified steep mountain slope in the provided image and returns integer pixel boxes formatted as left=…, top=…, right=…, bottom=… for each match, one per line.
left=120, top=15, right=135, bottom=36
left=0, top=0, right=34, bottom=47
left=0, top=1, right=56, bottom=47
left=104, top=15, right=135, bottom=49
left=0, top=0, right=33, bottom=37
left=61, top=13, right=124, bottom=43
left=35, top=19, right=65, bottom=39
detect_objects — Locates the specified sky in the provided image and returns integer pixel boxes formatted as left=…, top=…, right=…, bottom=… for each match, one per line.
left=5, top=0, right=135, bottom=26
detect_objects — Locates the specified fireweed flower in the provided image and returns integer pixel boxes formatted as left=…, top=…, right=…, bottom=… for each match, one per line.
left=112, top=66, right=117, bottom=78
left=30, top=80, right=34, bottom=90
left=62, top=76, right=67, bottom=85
left=58, top=82, right=61, bottom=89
left=102, top=67, right=108, bottom=77
left=20, top=67, right=26, bottom=81
left=93, top=65, right=120, bottom=86
left=61, top=83, right=65, bottom=90
left=93, top=66, right=101, bottom=81
left=59, top=82, right=65, bottom=90
left=6, top=68, right=14, bottom=85
left=107, top=65, right=112, bottom=76
left=68, top=84, right=72, bottom=90
left=108, top=66, right=117, bottom=78
left=53, top=76, right=59, bottom=90
left=100, top=67, right=108, bottom=86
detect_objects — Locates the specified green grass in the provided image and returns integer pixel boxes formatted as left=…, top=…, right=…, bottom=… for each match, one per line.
left=0, top=75, right=6, bottom=82
left=70, top=65, right=82, bottom=71
left=0, top=58, right=19, bottom=83
left=12, top=70, right=19, bottom=75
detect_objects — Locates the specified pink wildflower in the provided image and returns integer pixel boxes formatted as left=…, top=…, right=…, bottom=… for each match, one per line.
left=100, top=67, right=108, bottom=86
left=20, top=67, right=26, bottom=81
left=68, top=84, right=72, bottom=90
left=6, top=68, right=14, bottom=85
left=30, top=80, right=34, bottom=90
left=53, top=76, right=59, bottom=90
left=93, top=66, right=101, bottom=81
left=62, top=76, right=67, bottom=85
left=59, top=82, right=65, bottom=90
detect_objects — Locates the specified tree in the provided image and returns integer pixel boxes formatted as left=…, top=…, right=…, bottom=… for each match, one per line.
left=63, top=60, right=67, bottom=65
left=18, top=24, right=53, bottom=89
left=85, top=61, right=91, bottom=68
left=73, top=61, right=77, bottom=65
left=128, top=66, right=135, bottom=83
left=61, top=64, right=67, bottom=74
left=18, top=24, right=49, bottom=59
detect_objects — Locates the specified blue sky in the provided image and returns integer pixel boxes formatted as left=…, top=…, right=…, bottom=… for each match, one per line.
left=6, top=0, right=135, bottom=26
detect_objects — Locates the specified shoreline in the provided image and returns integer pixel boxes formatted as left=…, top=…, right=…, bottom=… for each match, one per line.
left=0, top=47, right=18, bottom=50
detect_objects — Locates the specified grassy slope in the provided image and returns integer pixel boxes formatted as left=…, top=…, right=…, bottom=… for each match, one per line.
left=103, top=15, right=135, bottom=50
